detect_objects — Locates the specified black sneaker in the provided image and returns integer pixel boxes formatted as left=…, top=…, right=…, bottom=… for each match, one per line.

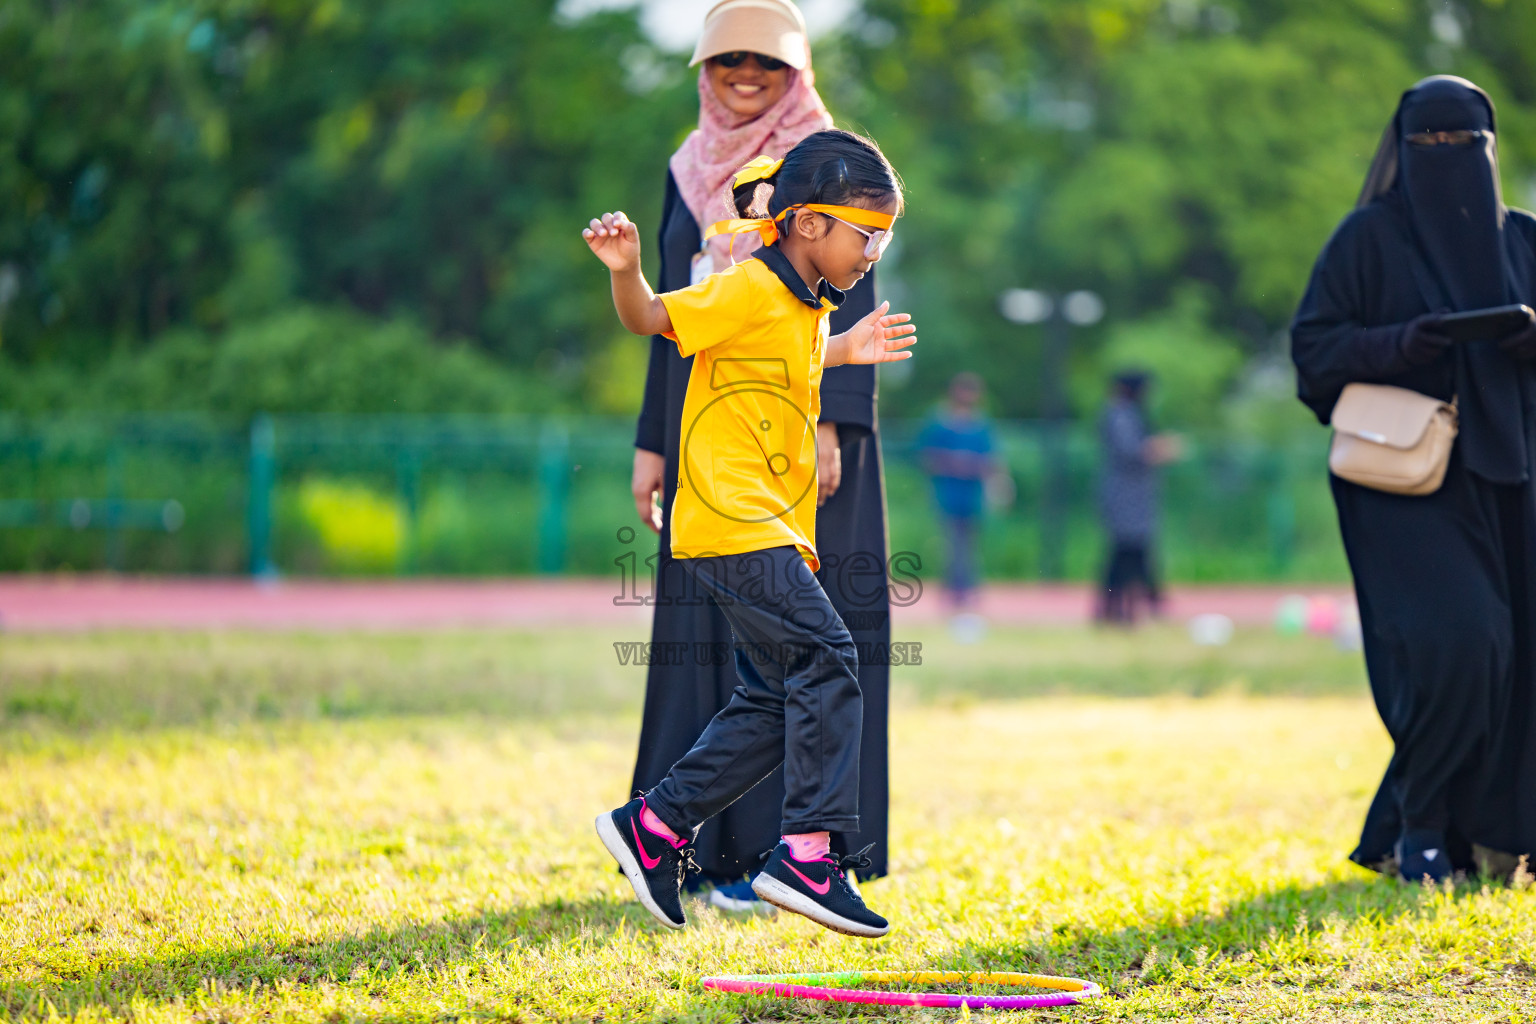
left=751, top=841, right=890, bottom=937
left=1398, top=828, right=1454, bottom=884
left=595, top=797, right=696, bottom=929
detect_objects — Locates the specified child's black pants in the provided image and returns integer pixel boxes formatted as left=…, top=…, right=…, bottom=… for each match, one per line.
left=645, top=545, right=863, bottom=836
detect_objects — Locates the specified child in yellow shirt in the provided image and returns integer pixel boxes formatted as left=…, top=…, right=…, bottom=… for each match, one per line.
left=585, top=129, right=914, bottom=936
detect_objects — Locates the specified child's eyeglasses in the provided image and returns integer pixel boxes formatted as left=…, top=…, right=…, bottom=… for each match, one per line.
left=704, top=203, right=896, bottom=263
left=1406, top=129, right=1487, bottom=147
left=816, top=210, right=893, bottom=261
left=711, top=51, right=788, bottom=72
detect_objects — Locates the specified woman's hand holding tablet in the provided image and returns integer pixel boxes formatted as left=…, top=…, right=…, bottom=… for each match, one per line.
left=1400, top=312, right=1455, bottom=365
left=1437, top=304, right=1536, bottom=343
left=1493, top=306, right=1536, bottom=360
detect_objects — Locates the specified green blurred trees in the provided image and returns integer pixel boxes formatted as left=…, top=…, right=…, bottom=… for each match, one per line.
left=0, top=0, right=692, bottom=412
left=1, top=0, right=1534, bottom=424
left=826, top=0, right=1536, bottom=421
left=0, top=305, right=547, bottom=416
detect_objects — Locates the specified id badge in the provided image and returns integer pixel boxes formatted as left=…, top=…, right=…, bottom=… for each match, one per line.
left=690, top=247, right=714, bottom=286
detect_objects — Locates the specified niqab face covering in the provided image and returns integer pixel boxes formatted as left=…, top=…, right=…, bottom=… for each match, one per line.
left=1355, top=75, right=1529, bottom=483
left=1396, top=78, right=1505, bottom=310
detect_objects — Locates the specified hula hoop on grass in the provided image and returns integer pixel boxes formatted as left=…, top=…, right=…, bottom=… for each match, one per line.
left=701, top=970, right=1101, bottom=1009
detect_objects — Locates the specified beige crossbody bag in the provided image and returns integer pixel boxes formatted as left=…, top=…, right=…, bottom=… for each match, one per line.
left=1329, top=383, right=1458, bottom=495
left=1327, top=223, right=1460, bottom=496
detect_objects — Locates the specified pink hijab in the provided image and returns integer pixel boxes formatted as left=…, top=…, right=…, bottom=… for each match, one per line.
left=670, top=65, right=834, bottom=266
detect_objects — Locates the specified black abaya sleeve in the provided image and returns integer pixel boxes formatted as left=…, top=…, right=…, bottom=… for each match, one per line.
left=635, top=335, right=670, bottom=454
left=634, top=173, right=683, bottom=454
left=1291, top=208, right=1428, bottom=423
left=820, top=271, right=879, bottom=436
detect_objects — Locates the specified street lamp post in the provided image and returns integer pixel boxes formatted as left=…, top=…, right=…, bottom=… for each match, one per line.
left=998, top=287, right=1104, bottom=580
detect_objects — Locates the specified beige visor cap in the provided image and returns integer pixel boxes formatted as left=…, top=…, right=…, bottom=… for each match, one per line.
left=689, top=0, right=811, bottom=70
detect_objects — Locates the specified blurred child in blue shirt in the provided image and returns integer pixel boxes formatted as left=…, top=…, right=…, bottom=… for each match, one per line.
left=917, top=372, right=1001, bottom=625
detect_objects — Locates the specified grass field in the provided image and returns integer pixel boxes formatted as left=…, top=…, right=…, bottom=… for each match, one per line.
left=3, top=625, right=1534, bottom=1022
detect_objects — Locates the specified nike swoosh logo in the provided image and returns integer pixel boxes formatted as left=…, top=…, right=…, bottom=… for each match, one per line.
left=631, top=819, right=662, bottom=869
left=784, top=860, right=831, bottom=895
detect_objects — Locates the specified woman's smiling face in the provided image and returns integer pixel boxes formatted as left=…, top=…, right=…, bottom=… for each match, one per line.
left=705, top=53, right=791, bottom=117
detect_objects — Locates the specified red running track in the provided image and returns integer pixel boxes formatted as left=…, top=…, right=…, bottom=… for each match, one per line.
left=0, top=576, right=1352, bottom=632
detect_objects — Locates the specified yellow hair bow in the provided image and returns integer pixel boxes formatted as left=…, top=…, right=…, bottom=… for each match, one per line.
left=704, top=216, right=782, bottom=248
left=705, top=157, right=788, bottom=252
left=732, top=155, right=784, bottom=189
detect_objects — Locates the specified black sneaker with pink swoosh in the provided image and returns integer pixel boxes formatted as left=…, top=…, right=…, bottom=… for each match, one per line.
left=752, top=841, right=890, bottom=937
left=595, top=797, right=696, bottom=929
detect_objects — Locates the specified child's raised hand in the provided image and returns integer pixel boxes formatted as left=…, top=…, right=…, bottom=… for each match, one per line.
left=842, top=301, right=916, bottom=365
left=583, top=211, right=641, bottom=273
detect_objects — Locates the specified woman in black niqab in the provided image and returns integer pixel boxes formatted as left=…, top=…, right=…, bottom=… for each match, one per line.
left=1292, top=75, right=1536, bottom=882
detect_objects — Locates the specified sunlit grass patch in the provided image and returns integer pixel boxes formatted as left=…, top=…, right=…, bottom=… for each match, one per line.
left=1, top=628, right=1532, bottom=1021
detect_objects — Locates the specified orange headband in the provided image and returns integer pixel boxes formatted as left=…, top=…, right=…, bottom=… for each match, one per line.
left=704, top=204, right=896, bottom=249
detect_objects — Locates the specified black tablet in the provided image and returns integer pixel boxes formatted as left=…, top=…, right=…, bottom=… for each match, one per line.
left=1439, top=304, right=1535, bottom=343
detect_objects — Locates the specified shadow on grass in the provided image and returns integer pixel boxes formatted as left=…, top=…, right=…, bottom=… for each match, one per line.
left=936, top=874, right=1522, bottom=998
left=2, top=894, right=658, bottom=1018
left=15, top=875, right=1525, bottom=1018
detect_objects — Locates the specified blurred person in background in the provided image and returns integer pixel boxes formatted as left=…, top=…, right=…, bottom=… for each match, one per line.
left=627, top=0, right=892, bottom=914
left=1095, top=371, right=1180, bottom=625
left=917, top=371, right=1008, bottom=641
left=1292, top=76, right=1536, bottom=883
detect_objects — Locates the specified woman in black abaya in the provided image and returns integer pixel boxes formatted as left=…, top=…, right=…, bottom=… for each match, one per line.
left=626, top=0, right=891, bottom=910
left=1292, top=76, right=1536, bottom=881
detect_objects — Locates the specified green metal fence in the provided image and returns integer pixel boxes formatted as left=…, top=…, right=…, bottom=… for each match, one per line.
left=0, top=414, right=1349, bottom=581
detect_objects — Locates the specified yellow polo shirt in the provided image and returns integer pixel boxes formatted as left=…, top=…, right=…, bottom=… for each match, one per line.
left=658, top=246, right=844, bottom=571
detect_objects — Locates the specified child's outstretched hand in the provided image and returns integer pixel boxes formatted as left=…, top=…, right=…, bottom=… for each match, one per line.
left=583, top=211, right=641, bottom=274
left=838, top=301, right=917, bottom=366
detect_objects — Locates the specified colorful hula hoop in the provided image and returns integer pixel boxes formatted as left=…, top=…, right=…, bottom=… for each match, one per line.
left=701, top=970, right=1101, bottom=1010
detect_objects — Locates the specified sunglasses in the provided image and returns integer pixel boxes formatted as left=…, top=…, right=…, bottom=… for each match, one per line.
left=1406, top=129, right=1488, bottom=147
left=770, top=204, right=895, bottom=261
left=818, top=211, right=893, bottom=261
left=705, top=203, right=897, bottom=263
left=711, top=51, right=788, bottom=72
